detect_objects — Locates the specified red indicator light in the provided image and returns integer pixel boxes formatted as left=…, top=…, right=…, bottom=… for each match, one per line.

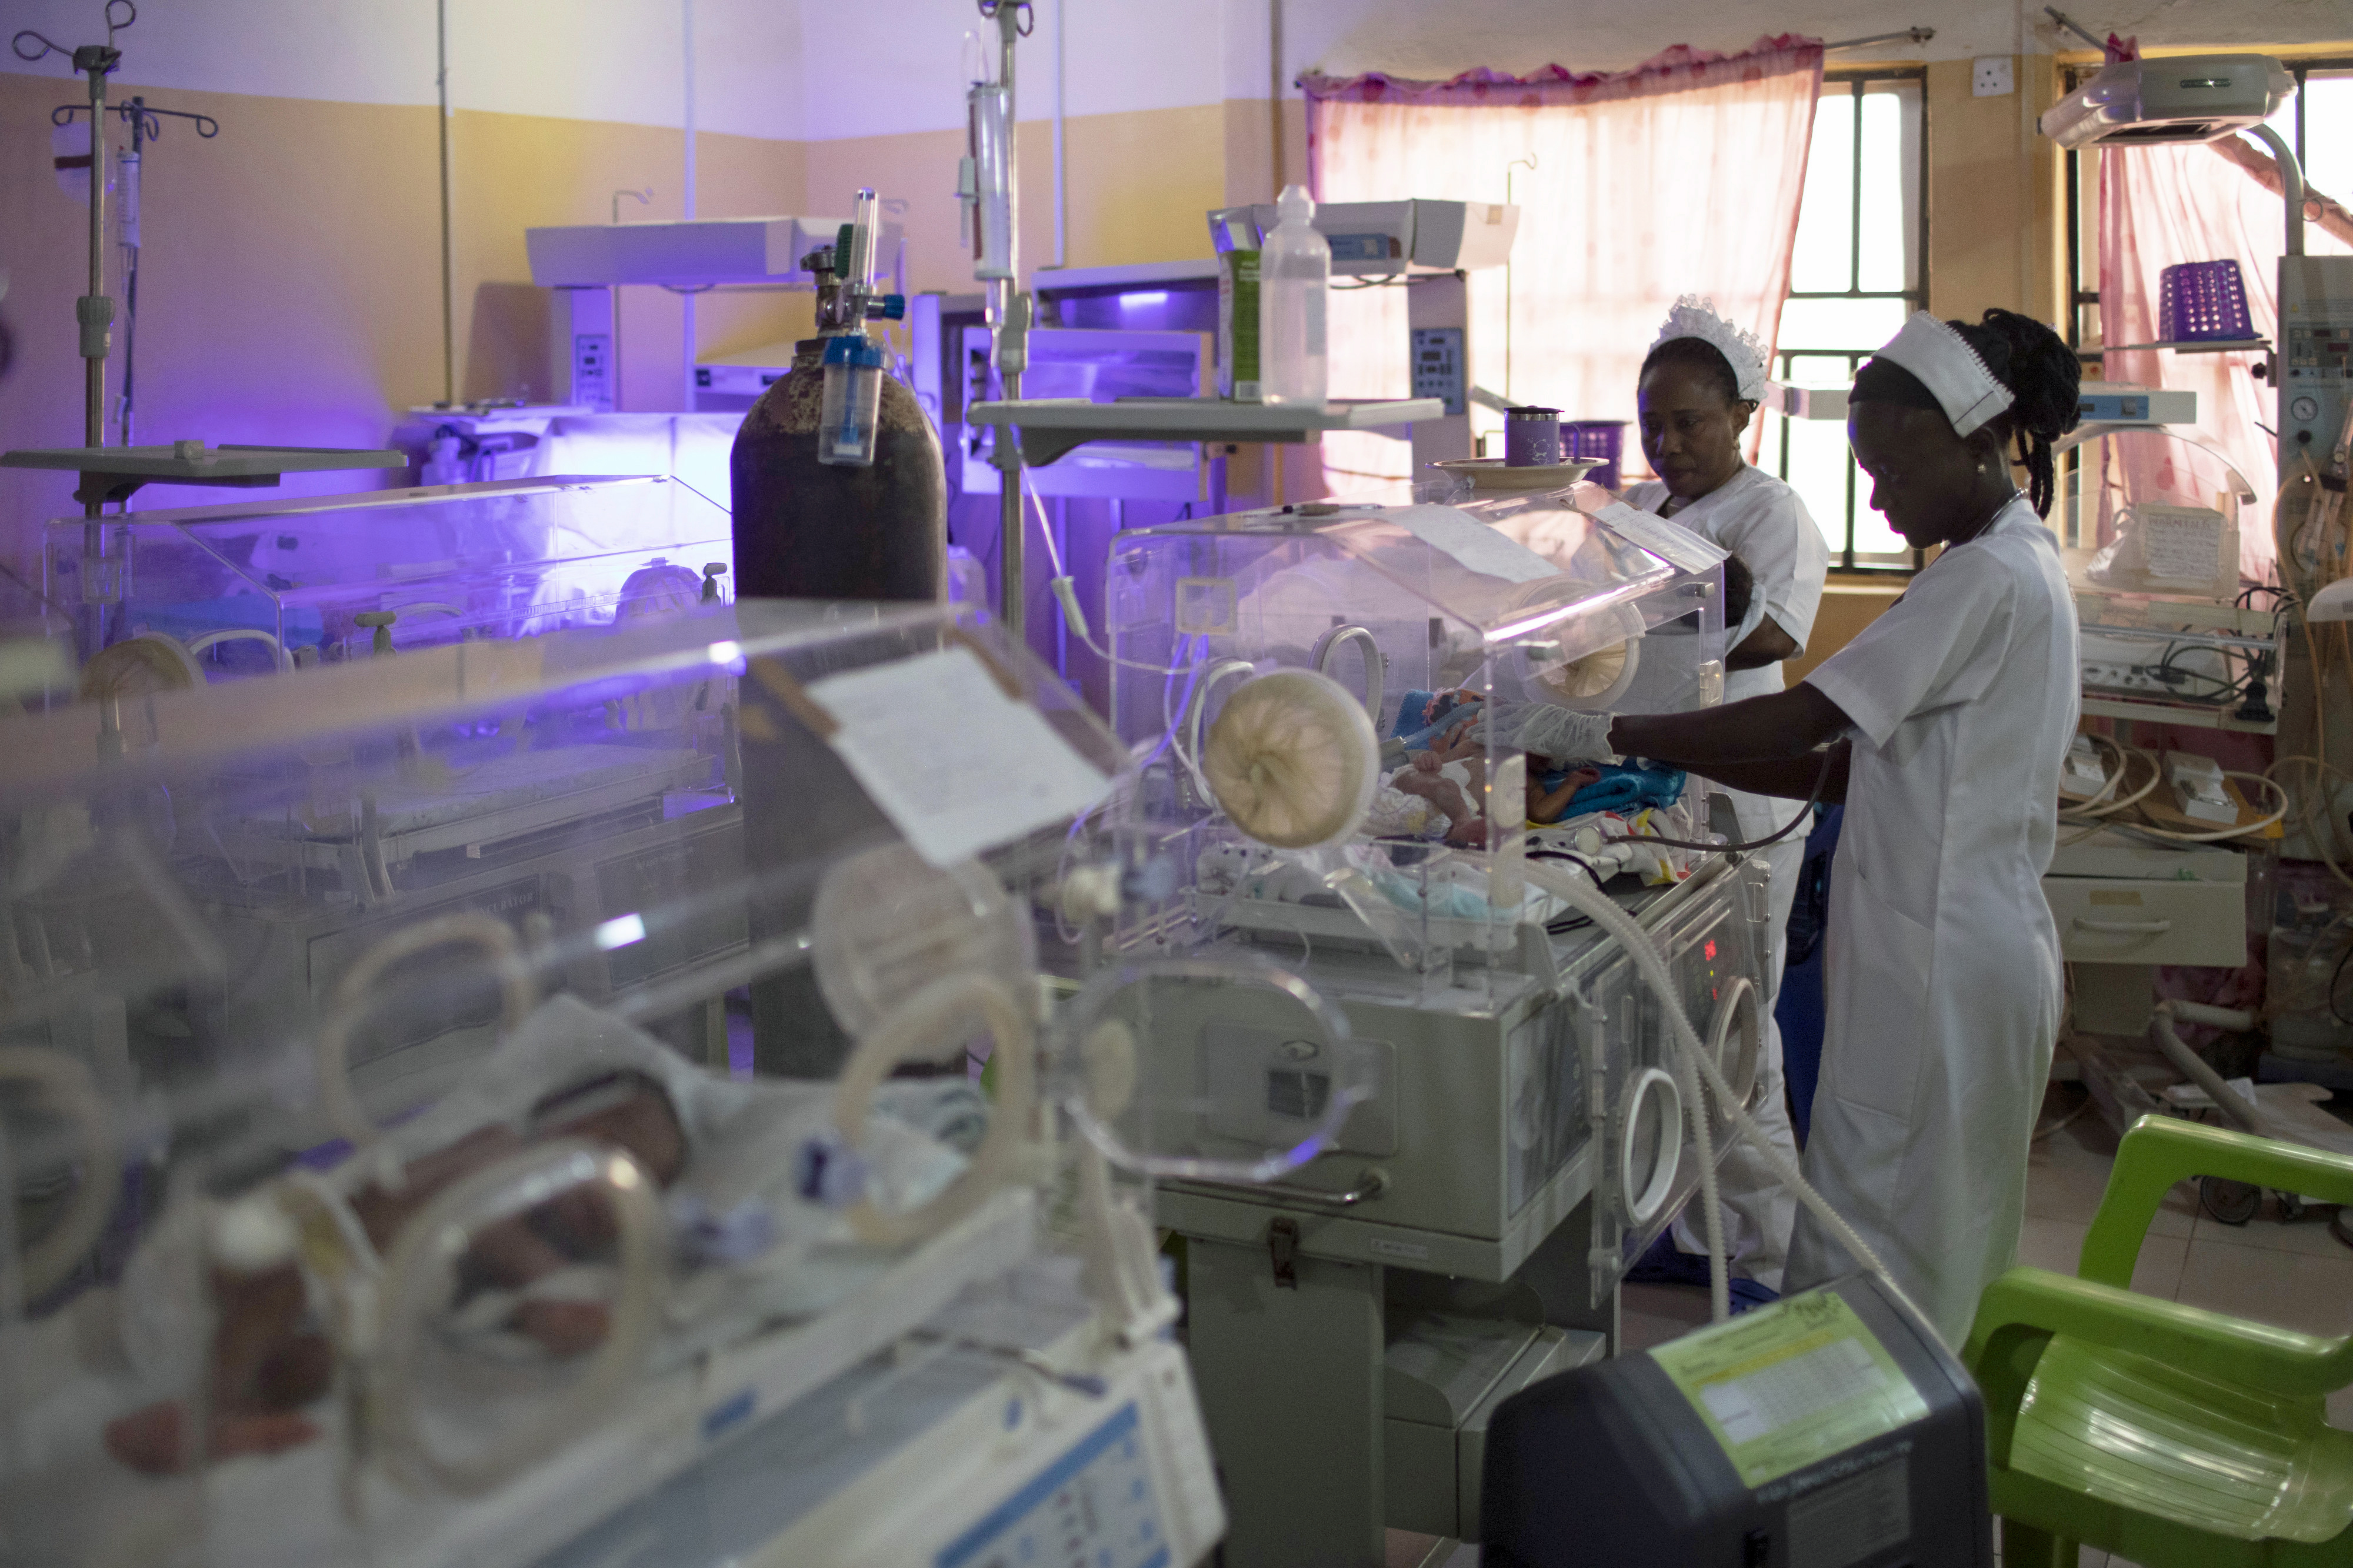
left=1704, top=939, right=1717, bottom=960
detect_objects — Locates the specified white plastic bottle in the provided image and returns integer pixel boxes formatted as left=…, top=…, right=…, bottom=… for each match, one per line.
left=1258, top=184, right=1329, bottom=408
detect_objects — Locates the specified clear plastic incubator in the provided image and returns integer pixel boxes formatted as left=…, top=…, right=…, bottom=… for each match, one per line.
left=45, top=475, right=732, bottom=687
left=1096, top=489, right=1775, bottom=1560
left=0, top=598, right=1241, bottom=1568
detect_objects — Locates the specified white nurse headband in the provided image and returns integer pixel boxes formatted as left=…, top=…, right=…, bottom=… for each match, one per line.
left=1650, top=296, right=1769, bottom=404
left=1869, top=312, right=2015, bottom=439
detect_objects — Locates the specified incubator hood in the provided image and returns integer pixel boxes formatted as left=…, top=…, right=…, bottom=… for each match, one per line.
left=0, top=598, right=1252, bottom=1568
left=45, top=474, right=733, bottom=677
left=1104, top=488, right=1728, bottom=991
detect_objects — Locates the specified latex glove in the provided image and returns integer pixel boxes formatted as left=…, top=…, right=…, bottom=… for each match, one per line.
left=1514, top=706, right=1619, bottom=765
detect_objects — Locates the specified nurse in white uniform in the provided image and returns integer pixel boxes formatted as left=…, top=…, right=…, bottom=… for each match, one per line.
left=1624, top=298, right=1830, bottom=1293
left=1564, top=309, right=2081, bottom=1346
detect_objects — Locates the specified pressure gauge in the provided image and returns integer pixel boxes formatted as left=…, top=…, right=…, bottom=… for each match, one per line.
left=2292, top=394, right=2321, bottom=422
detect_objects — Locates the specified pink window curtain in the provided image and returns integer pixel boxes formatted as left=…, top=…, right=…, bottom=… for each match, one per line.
left=2096, top=141, right=2353, bottom=583
left=1303, top=38, right=1822, bottom=489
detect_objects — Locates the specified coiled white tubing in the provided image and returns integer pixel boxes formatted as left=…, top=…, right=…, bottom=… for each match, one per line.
left=1200, top=669, right=1381, bottom=850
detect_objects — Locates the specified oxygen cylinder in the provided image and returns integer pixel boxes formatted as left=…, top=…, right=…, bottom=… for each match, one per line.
left=728, top=339, right=944, bottom=600
left=728, top=203, right=945, bottom=603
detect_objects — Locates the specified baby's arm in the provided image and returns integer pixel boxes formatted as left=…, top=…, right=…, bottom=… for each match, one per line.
left=1428, top=718, right=1483, bottom=764
left=1393, top=766, right=1443, bottom=798
left=1526, top=765, right=1602, bottom=825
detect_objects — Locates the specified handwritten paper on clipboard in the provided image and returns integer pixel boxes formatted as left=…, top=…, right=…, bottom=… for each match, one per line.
left=1384, top=504, right=1561, bottom=583
left=806, top=646, right=1110, bottom=868
left=1591, top=502, right=1727, bottom=576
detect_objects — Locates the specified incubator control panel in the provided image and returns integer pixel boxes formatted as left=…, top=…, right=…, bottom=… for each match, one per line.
left=2281, top=256, right=2353, bottom=467
left=1409, top=327, right=1465, bottom=415
left=935, top=1402, right=1169, bottom=1568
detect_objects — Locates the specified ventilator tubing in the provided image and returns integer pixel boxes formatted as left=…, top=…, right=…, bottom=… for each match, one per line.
left=2151, top=998, right=2262, bottom=1133
left=1519, top=860, right=1916, bottom=1327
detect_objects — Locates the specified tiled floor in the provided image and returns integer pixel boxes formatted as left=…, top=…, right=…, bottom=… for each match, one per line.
left=1609, top=1086, right=2353, bottom=1567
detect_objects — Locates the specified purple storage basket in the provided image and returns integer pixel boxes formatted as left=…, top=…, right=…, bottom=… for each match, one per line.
left=2158, top=259, right=2254, bottom=344
left=1563, top=419, right=1629, bottom=491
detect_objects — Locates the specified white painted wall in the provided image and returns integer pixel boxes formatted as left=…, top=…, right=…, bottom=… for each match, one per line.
left=4, top=0, right=2341, bottom=144
left=799, top=0, right=1241, bottom=141
left=2, top=0, right=802, bottom=139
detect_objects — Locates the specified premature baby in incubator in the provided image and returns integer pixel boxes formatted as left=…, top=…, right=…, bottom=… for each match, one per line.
left=1381, top=704, right=1601, bottom=847
left=1388, top=717, right=1487, bottom=844
left=100, top=995, right=984, bottom=1477
left=105, top=1068, right=692, bottom=1474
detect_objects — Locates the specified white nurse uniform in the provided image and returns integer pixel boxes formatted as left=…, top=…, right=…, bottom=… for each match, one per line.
left=1782, top=498, right=2079, bottom=1346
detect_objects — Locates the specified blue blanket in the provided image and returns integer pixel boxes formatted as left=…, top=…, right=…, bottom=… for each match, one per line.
left=1532, top=760, right=1686, bottom=822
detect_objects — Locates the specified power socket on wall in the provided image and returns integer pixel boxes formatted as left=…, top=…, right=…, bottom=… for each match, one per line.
left=1974, top=56, right=2015, bottom=96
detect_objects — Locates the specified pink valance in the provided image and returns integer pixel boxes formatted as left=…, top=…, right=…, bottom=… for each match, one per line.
left=1299, top=35, right=1825, bottom=112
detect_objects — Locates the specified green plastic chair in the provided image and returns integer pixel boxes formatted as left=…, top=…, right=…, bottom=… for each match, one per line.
left=1963, top=1114, right=2353, bottom=1567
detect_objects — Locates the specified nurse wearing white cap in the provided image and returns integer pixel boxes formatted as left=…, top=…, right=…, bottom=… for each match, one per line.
left=1624, top=297, right=1829, bottom=1293
left=1549, top=309, right=2082, bottom=1345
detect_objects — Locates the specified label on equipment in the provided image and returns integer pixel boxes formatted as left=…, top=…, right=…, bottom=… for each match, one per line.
left=808, top=647, right=1109, bottom=869
left=1174, top=577, right=1238, bottom=635
left=1218, top=251, right=1262, bottom=401
left=1787, top=1454, right=1911, bottom=1568
left=1328, top=232, right=1401, bottom=263
left=1368, top=1236, right=1430, bottom=1260
left=2132, top=506, right=2225, bottom=584
left=935, top=1401, right=1169, bottom=1568
left=1648, top=1292, right=1928, bottom=1489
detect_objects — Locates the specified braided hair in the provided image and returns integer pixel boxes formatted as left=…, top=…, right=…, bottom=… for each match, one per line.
left=1952, top=309, right=2079, bottom=517
left=1639, top=336, right=1751, bottom=409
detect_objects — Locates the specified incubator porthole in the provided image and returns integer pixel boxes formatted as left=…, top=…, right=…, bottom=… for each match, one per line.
left=1616, top=1067, right=1683, bottom=1229
left=1707, top=976, right=1762, bottom=1119
left=811, top=843, right=1036, bottom=1040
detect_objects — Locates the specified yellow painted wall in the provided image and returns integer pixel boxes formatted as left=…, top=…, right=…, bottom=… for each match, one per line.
left=1064, top=104, right=1231, bottom=269
left=0, top=72, right=808, bottom=579
left=444, top=109, right=807, bottom=410
left=1924, top=56, right=2067, bottom=329
left=1, top=74, right=442, bottom=568
left=802, top=102, right=1259, bottom=299
left=1788, top=575, right=1909, bottom=686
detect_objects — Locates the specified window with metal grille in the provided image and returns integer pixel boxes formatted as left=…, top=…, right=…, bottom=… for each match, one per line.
left=1765, top=70, right=1929, bottom=571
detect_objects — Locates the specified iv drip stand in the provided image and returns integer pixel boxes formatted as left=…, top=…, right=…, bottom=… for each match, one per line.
left=12, top=6, right=128, bottom=656
left=981, top=0, right=1031, bottom=638
left=70, top=49, right=118, bottom=485
left=48, top=96, right=222, bottom=452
